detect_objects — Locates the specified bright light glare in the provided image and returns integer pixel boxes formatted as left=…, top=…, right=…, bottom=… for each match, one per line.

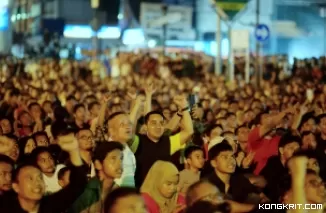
left=97, top=27, right=121, bottom=39
left=148, top=40, right=157, bottom=48
left=118, top=13, right=123, bottom=20
left=122, top=29, right=145, bottom=45
left=64, top=25, right=94, bottom=38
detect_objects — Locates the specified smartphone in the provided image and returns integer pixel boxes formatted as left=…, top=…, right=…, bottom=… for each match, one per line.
left=188, top=94, right=197, bottom=109
left=306, top=89, right=314, bottom=102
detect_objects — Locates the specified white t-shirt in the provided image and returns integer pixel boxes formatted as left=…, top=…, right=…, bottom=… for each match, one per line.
left=43, top=164, right=65, bottom=194
left=108, top=139, right=136, bottom=187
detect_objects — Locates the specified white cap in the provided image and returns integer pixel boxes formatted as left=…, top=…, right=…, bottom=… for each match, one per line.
left=208, top=136, right=225, bottom=151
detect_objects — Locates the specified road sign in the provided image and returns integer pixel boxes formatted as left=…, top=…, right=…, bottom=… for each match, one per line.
left=255, top=24, right=270, bottom=42
left=215, top=0, right=249, bottom=21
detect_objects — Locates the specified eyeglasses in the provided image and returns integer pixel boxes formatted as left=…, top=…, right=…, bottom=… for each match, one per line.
left=79, top=136, right=93, bottom=141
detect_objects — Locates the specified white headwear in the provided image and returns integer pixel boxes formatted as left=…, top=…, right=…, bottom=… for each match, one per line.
left=208, top=136, right=225, bottom=151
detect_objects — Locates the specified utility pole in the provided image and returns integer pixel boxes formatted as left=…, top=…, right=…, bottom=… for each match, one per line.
left=162, top=4, right=168, bottom=56
left=255, top=0, right=260, bottom=88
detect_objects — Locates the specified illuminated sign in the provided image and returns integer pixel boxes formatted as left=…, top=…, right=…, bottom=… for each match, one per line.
left=0, top=7, right=9, bottom=31
left=122, top=28, right=145, bottom=45
left=63, top=25, right=121, bottom=39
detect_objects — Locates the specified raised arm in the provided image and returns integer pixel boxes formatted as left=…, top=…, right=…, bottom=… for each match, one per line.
left=288, top=156, right=308, bottom=213
left=129, top=96, right=144, bottom=135
left=144, top=83, right=156, bottom=115
left=259, top=106, right=295, bottom=137
left=174, top=95, right=194, bottom=145
left=43, top=134, right=87, bottom=212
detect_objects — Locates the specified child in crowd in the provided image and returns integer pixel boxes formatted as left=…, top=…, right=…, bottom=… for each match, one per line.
left=58, top=167, right=71, bottom=188
left=179, top=146, right=205, bottom=195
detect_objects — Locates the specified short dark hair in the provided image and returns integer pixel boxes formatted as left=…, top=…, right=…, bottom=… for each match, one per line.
left=298, top=112, right=315, bottom=131
left=28, top=102, right=41, bottom=111
left=0, top=154, right=15, bottom=168
left=104, top=187, right=140, bottom=213
left=9, top=88, right=20, bottom=97
left=204, top=124, right=223, bottom=137
left=186, top=180, right=212, bottom=206
left=32, top=131, right=49, bottom=142
left=12, top=163, right=39, bottom=183
left=317, top=114, right=326, bottom=124
left=57, top=166, right=70, bottom=180
left=278, top=133, right=301, bottom=148
left=184, top=146, right=203, bottom=159
left=107, top=112, right=125, bottom=123
left=235, top=125, right=248, bottom=136
left=73, top=104, right=85, bottom=114
left=66, top=95, right=76, bottom=101
left=144, top=111, right=164, bottom=124
left=93, top=142, right=124, bottom=163
left=88, top=101, right=100, bottom=111
left=208, top=141, right=233, bottom=161
left=186, top=201, right=231, bottom=213
left=30, top=147, right=53, bottom=166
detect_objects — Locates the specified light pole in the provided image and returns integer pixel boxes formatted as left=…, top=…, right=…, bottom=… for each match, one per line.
left=90, top=0, right=100, bottom=57
left=162, top=4, right=168, bottom=56
left=255, top=0, right=261, bottom=88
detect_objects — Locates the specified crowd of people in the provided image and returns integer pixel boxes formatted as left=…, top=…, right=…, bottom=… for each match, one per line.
left=0, top=53, right=325, bottom=213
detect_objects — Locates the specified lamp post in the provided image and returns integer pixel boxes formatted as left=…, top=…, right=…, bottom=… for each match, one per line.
left=90, top=0, right=100, bottom=57
left=162, top=4, right=168, bottom=56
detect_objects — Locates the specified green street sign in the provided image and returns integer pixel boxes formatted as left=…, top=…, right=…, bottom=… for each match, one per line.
left=215, top=0, right=249, bottom=20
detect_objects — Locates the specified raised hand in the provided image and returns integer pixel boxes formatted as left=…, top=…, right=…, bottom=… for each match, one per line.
left=173, top=95, right=188, bottom=110
left=57, top=133, right=79, bottom=153
left=288, top=155, right=308, bottom=176
left=242, top=151, right=255, bottom=169
left=144, top=82, right=156, bottom=96
left=127, top=91, right=137, bottom=100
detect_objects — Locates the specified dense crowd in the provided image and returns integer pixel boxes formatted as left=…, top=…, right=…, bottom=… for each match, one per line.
left=0, top=54, right=325, bottom=213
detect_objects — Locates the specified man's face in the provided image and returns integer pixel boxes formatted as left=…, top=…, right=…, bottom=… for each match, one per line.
left=25, top=139, right=36, bottom=154
left=3, top=139, right=19, bottom=162
left=302, top=119, right=316, bottom=133
left=302, top=133, right=316, bottom=150
left=146, top=114, right=165, bottom=140
left=319, top=117, right=326, bottom=135
left=279, top=142, right=300, bottom=161
left=209, top=127, right=223, bottom=139
left=74, top=107, right=86, bottom=121
left=0, top=162, right=13, bottom=192
left=0, top=119, right=12, bottom=134
left=110, top=195, right=147, bottom=213
left=305, top=173, right=325, bottom=204
left=37, top=152, right=55, bottom=175
left=226, top=115, right=237, bottom=129
left=109, top=114, right=133, bottom=143
left=307, top=158, right=320, bottom=174
left=237, top=127, right=250, bottom=143
left=101, top=149, right=123, bottom=179
left=20, top=112, right=33, bottom=126
left=35, top=135, right=49, bottom=147
left=188, top=182, right=223, bottom=206
left=30, top=105, right=42, bottom=119
left=188, top=150, right=205, bottom=170
left=77, top=129, right=94, bottom=151
left=90, top=104, right=100, bottom=117
left=13, top=166, right=45, bottom=201
left=211, top=151, right=236, bottom=174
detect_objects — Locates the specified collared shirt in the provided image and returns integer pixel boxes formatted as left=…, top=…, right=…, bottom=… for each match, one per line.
left=108, top=138, right=136, bottom=187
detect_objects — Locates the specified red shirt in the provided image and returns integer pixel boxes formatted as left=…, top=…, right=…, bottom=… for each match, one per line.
left=248, top=127, right=281, bottom=175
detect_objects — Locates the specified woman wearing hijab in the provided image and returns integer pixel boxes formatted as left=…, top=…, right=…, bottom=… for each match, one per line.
left=141, top=160, right=185, bottom=213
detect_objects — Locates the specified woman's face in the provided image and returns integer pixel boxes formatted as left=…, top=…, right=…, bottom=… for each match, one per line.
left=25, top=139, right=36, bottom=154
left=159, top=174, right=179, bottom=199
